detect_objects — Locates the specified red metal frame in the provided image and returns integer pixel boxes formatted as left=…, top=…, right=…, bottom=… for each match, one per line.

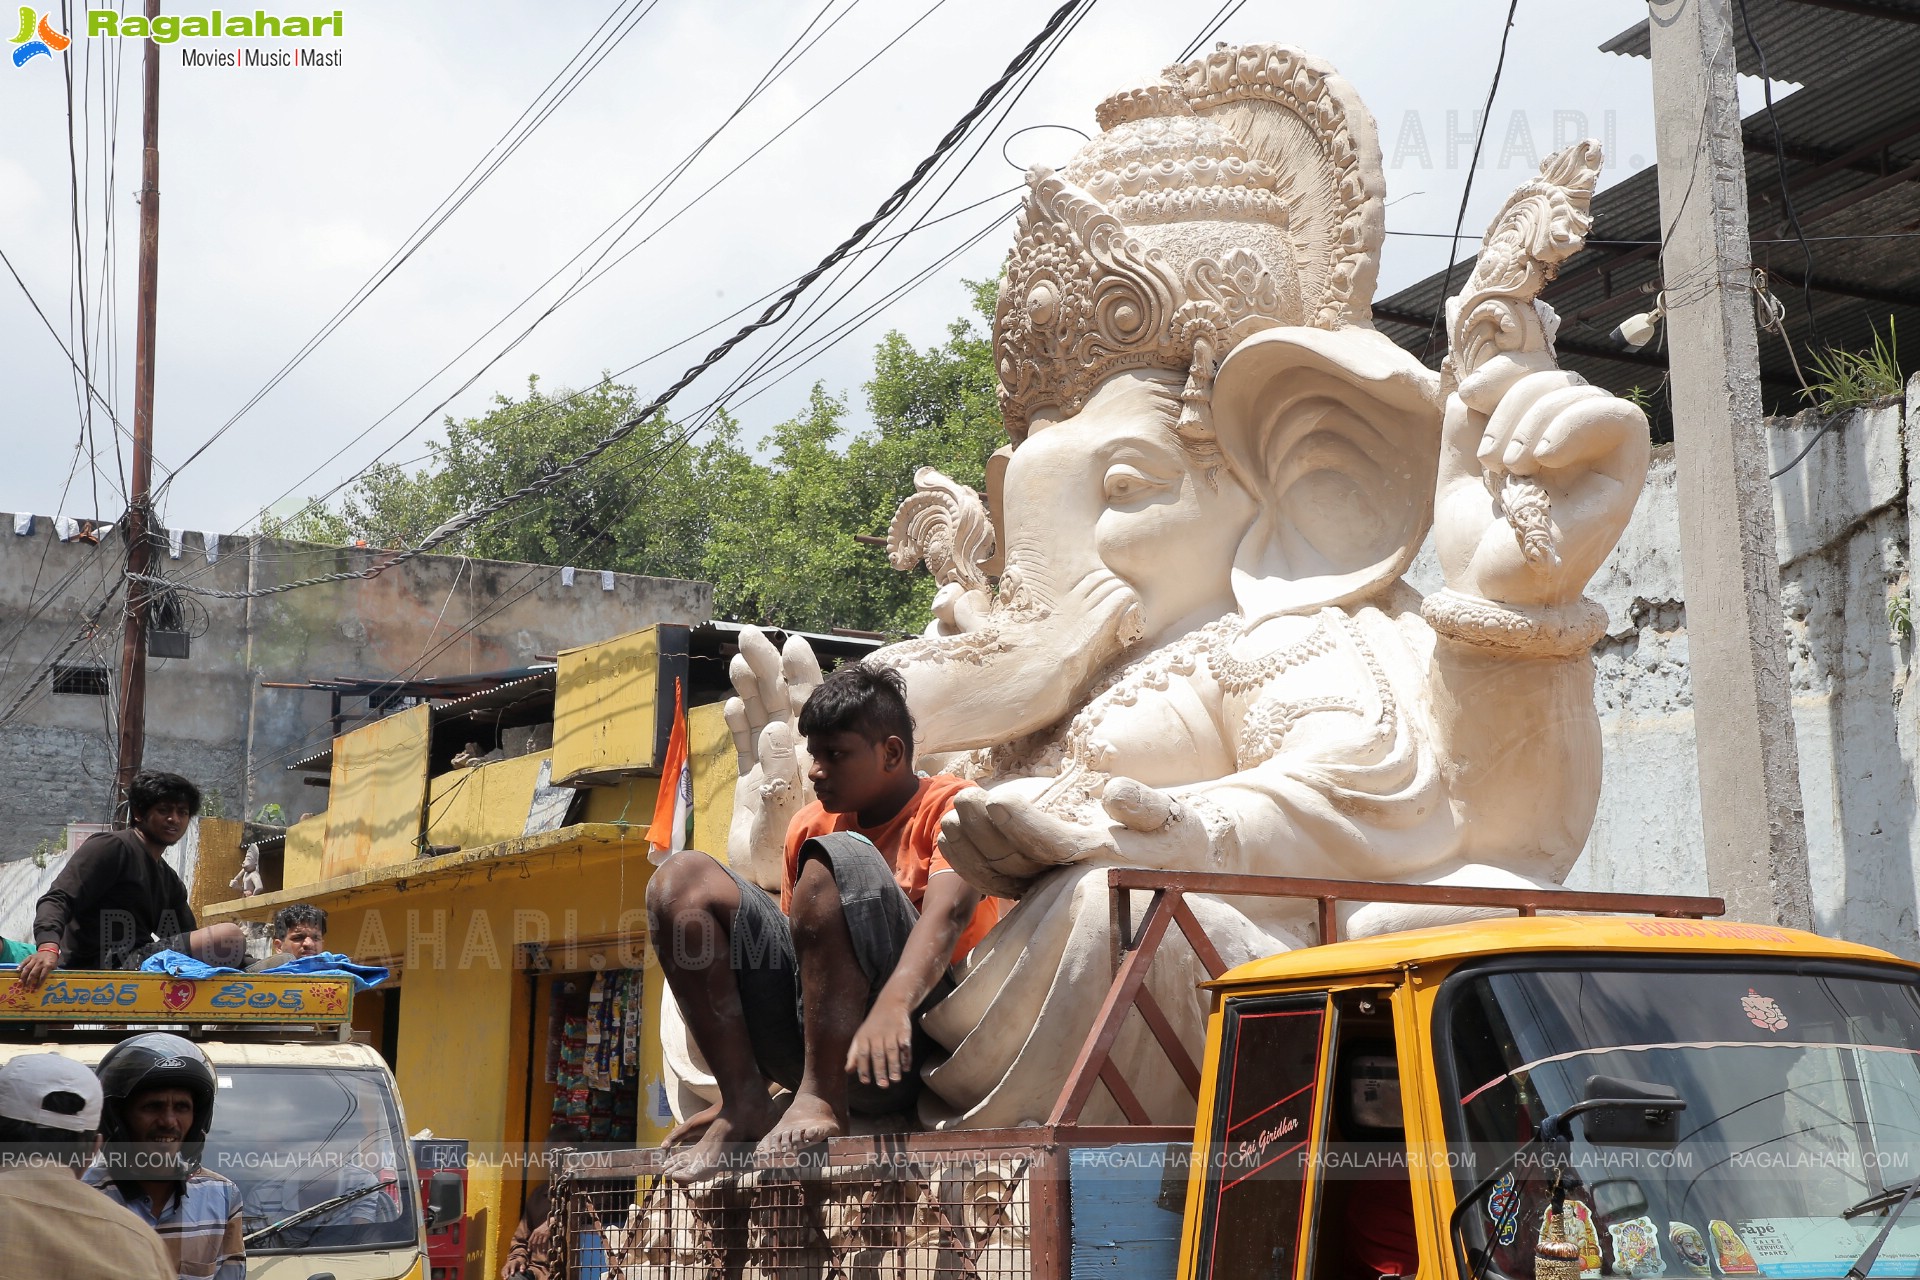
left=1044, top=869, right=1725, bottom=1128
left=559, top=871, right=1723, bottom=1279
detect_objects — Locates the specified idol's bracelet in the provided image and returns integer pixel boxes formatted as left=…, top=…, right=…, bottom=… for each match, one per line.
left=1420, top=588, right=1607, bottom=659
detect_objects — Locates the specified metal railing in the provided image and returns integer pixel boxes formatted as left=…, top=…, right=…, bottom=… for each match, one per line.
left=1047, top=869, right=1724, bottom=1127
left=558, top=871, right=1724, bottom=1280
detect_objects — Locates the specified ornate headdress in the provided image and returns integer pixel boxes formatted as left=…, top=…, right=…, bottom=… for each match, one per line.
left=993, top=43, right=1388, bottom=444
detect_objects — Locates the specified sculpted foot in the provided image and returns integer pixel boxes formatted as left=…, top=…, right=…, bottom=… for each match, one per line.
left=662, top=1098, right=777, bottom=1183
left=753, top=1092, right=845, bottom=1162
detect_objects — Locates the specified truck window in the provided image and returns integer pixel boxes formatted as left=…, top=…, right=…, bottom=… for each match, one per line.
left=1442, top=963, right=1920, bottom=1280
left=1192, top=991, right=1332, bottom=1280
left=1312, top=995, right=1418, bottom=1280
left=199, top=1066, right=420, bottom=1255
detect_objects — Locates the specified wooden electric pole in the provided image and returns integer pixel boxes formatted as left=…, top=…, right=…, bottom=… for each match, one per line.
left=114, top=0, right=162, bottom=817
left=1647, top=0, right=1811, bottom=926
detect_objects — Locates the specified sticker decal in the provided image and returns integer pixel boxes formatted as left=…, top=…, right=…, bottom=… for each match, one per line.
left=1708, top=1220, right=1760, bottom=1275
left=1487, top=1171, right=1520, bottom=1245
left=1669, top=1221, right=1711, bottom=1277
left=1742, top=989, right=1789, bottom=1032
left=1608, top=1216, right=1668, bottom=1277
left=1536, top=1199, right=1602, bottom=1276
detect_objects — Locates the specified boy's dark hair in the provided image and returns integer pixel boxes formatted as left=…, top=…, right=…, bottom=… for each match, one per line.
left=0, top=1115, right=97, bottom=1171
left=127, top=771, right=201, bottom=819
left=272, top=903, right=328, bottom=939
left=797, top=662, right=915, bottom=757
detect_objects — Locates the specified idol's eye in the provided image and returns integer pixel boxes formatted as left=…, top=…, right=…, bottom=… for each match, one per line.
left=1102, top=463, right=1170, bottom=504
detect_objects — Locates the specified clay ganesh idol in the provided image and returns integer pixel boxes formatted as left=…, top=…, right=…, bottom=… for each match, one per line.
left=695, top=43, right=1649, bottom=1129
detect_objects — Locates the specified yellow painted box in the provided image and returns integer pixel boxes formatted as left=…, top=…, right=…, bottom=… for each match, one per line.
left=552, top=624, right=689, bottom=787
left=0, top=970, right=355, bottom=1023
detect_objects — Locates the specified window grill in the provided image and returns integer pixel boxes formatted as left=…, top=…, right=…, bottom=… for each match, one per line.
left=52, top=664, right=110, bottom=695
left=560, top=1142, right=1043, bottom=1280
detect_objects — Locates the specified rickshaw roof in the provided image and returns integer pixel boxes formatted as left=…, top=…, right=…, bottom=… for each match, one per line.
left=1210, top=914, right=1916, bottom=989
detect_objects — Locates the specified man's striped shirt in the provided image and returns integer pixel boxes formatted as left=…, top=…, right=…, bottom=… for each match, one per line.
left=84, top=1165, right=246, bottom=1280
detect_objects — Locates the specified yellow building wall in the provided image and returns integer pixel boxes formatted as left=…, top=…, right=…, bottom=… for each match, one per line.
left=380, top=884, right=523, bottom=1280
left=190, top=817, right=246, bottom=913
left=423, top=753, right=549, bottom=853
left=581, top=776, right=657, bottom=828
left=567, top=702, right=733, bottom=854
left=284, top=815, right=326, bottom=890
left=552, top=629, right=661, bottom=785
left=323, top=703, right=431, bottom=879
left=689, top=701, right=738, bottom=863
left=324, top=837, right=667, bottom=1280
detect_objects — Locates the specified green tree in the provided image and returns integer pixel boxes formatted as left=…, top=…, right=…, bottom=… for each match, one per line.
left=277, top=281, right=1006, bottom=637
left=274, top=377, right=750, bottom=584
left=703, top=280, right=1003, bottom=634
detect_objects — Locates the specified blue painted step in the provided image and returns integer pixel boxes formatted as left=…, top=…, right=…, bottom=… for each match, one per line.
left=1069, top=1143, right=1189, bottom=1280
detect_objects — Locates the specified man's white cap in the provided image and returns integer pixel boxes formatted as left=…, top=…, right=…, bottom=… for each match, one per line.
left=0, top=1054, right=103, bottom=1132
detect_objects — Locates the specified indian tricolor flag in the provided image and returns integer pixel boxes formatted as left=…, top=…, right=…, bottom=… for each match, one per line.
left=646, top=678, right=694, bottom=864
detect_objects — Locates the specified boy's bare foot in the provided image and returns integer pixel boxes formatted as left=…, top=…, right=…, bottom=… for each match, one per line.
left=754, top=1091, right=845, bottom=1161
left=662, top=1102, right=721, bottom=1148
left=662, top=1098, right=778, bottom=1183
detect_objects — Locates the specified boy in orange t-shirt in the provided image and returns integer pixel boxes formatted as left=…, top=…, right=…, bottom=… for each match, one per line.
left=646, top=663, right=996, bottom=1180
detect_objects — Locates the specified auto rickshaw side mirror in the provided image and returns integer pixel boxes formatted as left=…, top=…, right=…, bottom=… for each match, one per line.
left=1578, top=1075, right=1685, bottom=1146
left=425, top=1170, right=464, bottom=1229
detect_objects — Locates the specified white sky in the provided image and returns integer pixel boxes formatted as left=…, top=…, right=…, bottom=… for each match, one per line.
left=0, top=0, right=1717, bottom=535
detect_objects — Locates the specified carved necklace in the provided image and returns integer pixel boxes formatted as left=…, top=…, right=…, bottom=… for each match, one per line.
left=1032, top=614, right=1246, bottom=821
left=1205, top=612, right=1340, bottom=694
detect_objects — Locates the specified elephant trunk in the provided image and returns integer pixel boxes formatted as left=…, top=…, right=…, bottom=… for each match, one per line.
left=872, top=565, right=1144, bottom=755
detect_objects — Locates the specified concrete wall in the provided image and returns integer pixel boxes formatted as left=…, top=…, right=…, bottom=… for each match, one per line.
left=0, top=526, right=711, bottom=860
left=1570, top=380, right=1919, bottom=955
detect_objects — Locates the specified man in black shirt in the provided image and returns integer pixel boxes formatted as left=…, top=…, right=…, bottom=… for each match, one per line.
left=17, top=772, right=246, bottom=986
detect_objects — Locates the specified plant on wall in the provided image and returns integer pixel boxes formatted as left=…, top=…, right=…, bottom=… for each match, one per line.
left=1800, top=318, right=1902, bottom=413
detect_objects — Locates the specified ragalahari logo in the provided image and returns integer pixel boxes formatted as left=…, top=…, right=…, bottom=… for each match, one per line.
left=11, top=7, right=68, bottom=66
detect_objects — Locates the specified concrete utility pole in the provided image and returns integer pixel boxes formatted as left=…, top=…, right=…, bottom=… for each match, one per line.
left=114, top=0, right=162, bottom=816
left=1647, top=0, right=1811, bottom=927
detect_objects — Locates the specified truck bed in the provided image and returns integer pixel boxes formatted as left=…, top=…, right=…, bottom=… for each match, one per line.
left=559, top=1126, right=1193, bottom=1280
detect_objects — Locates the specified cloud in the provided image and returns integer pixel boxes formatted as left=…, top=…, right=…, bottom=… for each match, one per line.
left=0, top=0, right=1660, bottom=533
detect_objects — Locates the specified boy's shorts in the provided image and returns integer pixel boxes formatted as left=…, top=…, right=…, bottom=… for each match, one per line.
left=718, top=831, right=954, bottom=1116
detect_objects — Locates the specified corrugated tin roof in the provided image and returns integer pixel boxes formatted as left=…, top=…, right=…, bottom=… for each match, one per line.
left=286, top=667, right=558, bottom=772
left=1374, top=0, right=1920, bottom=430
left=288, top=739, right=337, bottom=772
left=430, top=667, right=556, bottom=720
left=1601, top=0, right=1920, bottom=86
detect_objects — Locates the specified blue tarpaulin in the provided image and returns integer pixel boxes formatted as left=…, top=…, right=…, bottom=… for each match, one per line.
left=139, top=949, right=389, bottom=992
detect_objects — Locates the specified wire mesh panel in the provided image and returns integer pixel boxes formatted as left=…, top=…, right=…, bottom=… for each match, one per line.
left=559, top=1143, right=1039, bottom=1280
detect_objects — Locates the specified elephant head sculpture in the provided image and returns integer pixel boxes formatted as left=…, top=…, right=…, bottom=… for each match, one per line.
left=710, top=44, right=1647, bottom=1128
left=885, top=326, right=1444, bottom=764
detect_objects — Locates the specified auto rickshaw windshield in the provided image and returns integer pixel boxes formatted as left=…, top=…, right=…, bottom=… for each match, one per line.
left=1443, top=962, right=1920, bottom=1279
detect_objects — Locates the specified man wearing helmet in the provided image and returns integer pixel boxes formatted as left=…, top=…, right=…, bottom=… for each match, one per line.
left=83, top=1032, right=246, bottom=1280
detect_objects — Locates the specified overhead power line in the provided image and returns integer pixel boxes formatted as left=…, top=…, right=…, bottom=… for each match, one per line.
left=140, top=0, right=1092, bottom=602
left=154, top=0, right=672, bottom=490
left=214, top=0, right=917, bottom=548
left=0, top=243, right=166, bottom=478
left=201, top=0, right=884, bottom=546
left=1177, top=0, right=1250, bottom=63
left=1421, top=0, right=1522, bottom=360
left=694, top=0, right=1095, bottom=423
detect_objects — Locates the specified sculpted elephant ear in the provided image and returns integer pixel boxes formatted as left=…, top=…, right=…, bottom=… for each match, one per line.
left=1210, top=325, right=1444, bottom=623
